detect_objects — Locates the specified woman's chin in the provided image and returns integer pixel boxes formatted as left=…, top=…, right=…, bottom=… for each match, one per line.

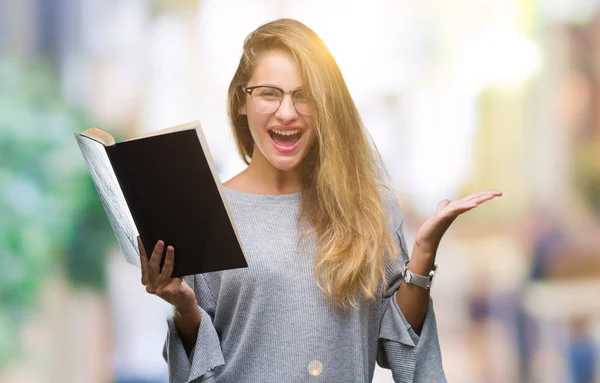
left=268, top=153, right=304, bottom=172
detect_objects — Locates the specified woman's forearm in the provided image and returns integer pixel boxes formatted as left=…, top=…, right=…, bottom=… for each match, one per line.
left=395, top=243, right=436, bottom=335
left=173, top=303, right=202, bottom=354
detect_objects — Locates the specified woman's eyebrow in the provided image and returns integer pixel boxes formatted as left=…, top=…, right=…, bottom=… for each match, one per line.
left=257, top=83, right=304, bottom=91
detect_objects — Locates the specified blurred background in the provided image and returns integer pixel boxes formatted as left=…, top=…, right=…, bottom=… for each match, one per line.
left=1, top=0, right=599, bottom=382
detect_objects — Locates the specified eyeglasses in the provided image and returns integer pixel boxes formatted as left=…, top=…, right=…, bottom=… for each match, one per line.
left=242, top=85, right=312, bottom=116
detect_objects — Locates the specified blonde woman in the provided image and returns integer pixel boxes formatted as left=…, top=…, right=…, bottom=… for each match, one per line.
left=138, top=19, right=501, bottom=383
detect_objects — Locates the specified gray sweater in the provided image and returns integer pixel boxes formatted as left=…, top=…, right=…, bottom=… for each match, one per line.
left=163, top=187, right=446, bottom=382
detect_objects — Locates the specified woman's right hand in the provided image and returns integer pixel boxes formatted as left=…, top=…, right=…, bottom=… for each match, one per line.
left=138, top=236, right=197, bottom=311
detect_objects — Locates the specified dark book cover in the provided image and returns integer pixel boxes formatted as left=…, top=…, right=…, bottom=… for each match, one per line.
left=75, top=122, right=248, bottom=277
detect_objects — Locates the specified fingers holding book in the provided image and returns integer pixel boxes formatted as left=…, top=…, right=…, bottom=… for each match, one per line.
left=146, top=239, right=165, bottom=288
left=157, top=245, right=175, bottom=283
left=138, top=236, right=165, bottom=293
left=137, top=236, right=196, bottom=310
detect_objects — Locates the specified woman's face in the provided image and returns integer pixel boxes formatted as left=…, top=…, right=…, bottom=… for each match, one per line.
left=240, top=49, right=316, bottom=172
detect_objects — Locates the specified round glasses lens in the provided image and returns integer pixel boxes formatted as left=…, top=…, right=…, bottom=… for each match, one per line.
left=294, top=100, right=311, bottom=115
left=293, top=90, right=311, bottom=115
left=251, top=87, right=282, bottom=113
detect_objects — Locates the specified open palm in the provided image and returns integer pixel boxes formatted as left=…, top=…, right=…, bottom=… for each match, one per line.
left=414, top=190, right=503, bottom=255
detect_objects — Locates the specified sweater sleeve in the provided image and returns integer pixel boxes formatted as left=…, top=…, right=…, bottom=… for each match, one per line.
left=162, top=274, right=225, bottom=383
left=378, top=293, right=446, bottom=382
left=376, top=194, right=446, bottom=382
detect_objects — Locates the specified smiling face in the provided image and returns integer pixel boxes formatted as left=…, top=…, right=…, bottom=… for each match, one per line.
left=239, top=49, right=316, bottom=172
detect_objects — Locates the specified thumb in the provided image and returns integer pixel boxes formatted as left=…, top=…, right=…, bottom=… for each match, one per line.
left=436, top=199, right=452, bottom=214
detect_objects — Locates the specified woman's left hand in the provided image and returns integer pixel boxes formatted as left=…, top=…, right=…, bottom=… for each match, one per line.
left=414, top=190, right=503, bottom=256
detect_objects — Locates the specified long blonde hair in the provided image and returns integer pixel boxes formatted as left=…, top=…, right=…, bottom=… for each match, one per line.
left=227, top=19, right=399, bottom=307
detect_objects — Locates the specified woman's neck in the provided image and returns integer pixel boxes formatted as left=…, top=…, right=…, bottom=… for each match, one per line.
left=224, top=152, right=304, bottom=195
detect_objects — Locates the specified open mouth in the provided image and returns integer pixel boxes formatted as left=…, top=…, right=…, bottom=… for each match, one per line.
left=268, top=128, right=302, bottom=148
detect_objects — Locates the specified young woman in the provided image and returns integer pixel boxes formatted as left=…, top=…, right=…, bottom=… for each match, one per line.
left=138, top=18, right=501, bottom=382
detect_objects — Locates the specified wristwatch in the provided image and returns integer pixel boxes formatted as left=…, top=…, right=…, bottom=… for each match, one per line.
left=401, top=260, right=437, bottom=290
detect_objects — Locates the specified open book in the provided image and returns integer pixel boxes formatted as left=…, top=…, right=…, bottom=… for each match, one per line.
left=74, top=121, right=248, bottom=277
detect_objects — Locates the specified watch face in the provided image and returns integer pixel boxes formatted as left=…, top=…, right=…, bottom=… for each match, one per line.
left=428, top=267, right=437, bottom=287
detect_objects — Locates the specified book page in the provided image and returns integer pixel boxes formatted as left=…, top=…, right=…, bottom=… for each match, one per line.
left=74, top=133, right=140, bottom=267
left=80, top=127, right=116, bottom=146
left=122, top=120, right=200, bottom=142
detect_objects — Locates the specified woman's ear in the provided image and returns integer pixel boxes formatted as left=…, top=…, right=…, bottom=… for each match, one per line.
left=239, top=102, right=247, bottom=116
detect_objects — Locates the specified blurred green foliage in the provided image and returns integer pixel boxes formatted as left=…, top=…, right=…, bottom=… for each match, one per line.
left=0, top=59, right=114, bottom=367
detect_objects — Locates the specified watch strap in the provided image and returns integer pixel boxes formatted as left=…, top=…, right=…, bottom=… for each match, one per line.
left=402, top=260, right=437, bottom=290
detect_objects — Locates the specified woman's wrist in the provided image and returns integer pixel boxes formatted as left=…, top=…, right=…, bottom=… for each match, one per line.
left=174, top=298, right=201, bottom=318
left=409, top=242, right=437, bottom=276
left=173, top=301, right=202, bottom=354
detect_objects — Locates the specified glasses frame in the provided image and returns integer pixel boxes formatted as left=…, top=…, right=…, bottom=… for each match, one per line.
left=242, top=85, right=311, bottom=115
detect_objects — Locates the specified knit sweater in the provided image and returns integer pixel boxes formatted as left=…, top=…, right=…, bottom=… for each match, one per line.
left=162, top=186, right=446, bottom=382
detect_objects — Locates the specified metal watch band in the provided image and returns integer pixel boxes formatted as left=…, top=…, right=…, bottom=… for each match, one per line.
left=402, top=260, right=437, bottom=290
